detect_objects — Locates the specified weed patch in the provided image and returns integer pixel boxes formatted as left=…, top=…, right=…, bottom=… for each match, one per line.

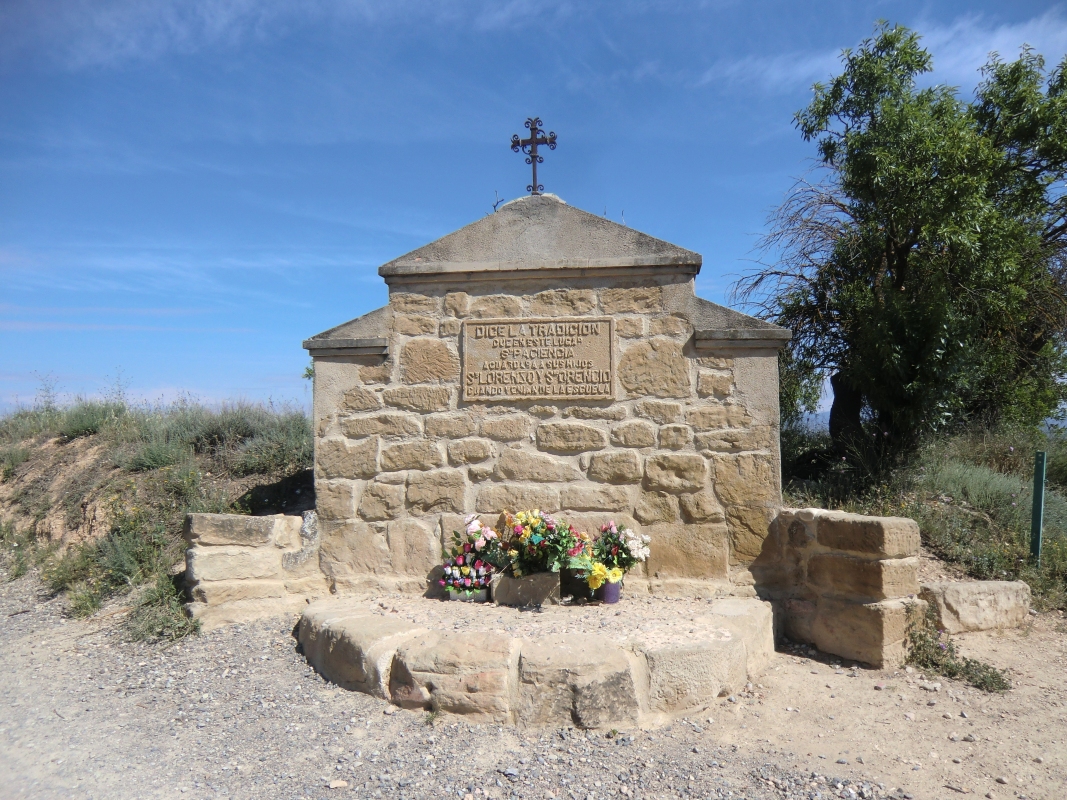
left=907, top=605, right=1011, bottom=692
left=1, top=446, right=30, bottom=482
left=59, top=401, right=126, bottom=440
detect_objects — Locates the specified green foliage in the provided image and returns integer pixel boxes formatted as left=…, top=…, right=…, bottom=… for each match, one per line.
left=59, top=401, right=126, bottom=439
left=127, top=572, right=200, bottom=642
left=0, top=519, right=41, bottom=580
left=785, top=424, right=1067, bottom=610
left=125, top=439, right=189, bottom=472
left=303, top=360, right=315, bottom=381
left=907, top=604, right=1012, bottom=692
left=737, top=23, right=1067, bottom=450
left=1, top=446, right=30, bottom=482
left=231, top=412, right=313, bottom=476
left=1, top=396, right=311, bottom=640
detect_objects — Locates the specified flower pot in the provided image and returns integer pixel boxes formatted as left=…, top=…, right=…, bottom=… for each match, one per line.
left=595, top=580, right=622, bottom=604
left=447, top=588, right=488, bottom=603
left=560, top=567, right=593, bottom=601
left=491, top=572, right=561, bottom=607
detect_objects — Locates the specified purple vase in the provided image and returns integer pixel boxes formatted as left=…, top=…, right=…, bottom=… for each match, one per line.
left=596, top=581, right=622, bottom=604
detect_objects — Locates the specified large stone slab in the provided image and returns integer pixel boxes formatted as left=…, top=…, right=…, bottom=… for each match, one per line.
left=814, top=510, right=921, bottom=557
left=185, top=545, right=282, bottom=582
left=920, top=581, right=1031, bottom=633
left=641, top=634, right=745, bottom=716
left=298, top=605, right=424, bottom=696
left=704, top=598, right=775, bottom=677
left=807, top=554, right=919, bottom=601
left=516, top=635, right=639, bottom=728
left=388, top=631, right=515, bottom=722
left=183, top=513, right=300, bottom=547
left=811, top=598, right=925, bottom=669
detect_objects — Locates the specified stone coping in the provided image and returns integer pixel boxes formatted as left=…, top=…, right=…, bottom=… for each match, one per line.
left=297, top=594, right=773, bottom=729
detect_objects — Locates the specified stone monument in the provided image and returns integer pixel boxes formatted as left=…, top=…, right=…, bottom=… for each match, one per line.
left=302, top=192, right=792, bottom=597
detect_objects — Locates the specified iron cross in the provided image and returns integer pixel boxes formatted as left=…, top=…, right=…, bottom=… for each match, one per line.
left=511, top=117, right=557, bottom=195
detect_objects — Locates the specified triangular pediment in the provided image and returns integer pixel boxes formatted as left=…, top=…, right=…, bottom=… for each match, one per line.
left=378, top=194, right=700, bottom=278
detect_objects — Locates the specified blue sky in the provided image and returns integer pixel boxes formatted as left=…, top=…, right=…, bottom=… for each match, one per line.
left=2, top=1, right=1066, bottom=412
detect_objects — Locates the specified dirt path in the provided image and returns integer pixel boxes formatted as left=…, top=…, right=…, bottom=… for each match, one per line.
left=1, top=568, right=1064, bottom=800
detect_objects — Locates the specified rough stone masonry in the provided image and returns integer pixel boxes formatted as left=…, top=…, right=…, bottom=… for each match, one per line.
left=301, top=193, right=792, bottom=598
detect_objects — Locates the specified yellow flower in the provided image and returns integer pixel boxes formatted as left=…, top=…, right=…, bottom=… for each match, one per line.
left=508, top=549, right=519, bottom=558
left=587, top=562, right=608, bottom=590
left=608, top=567, right=624, bottom=584
left=460, top=566, right=470, bottom=575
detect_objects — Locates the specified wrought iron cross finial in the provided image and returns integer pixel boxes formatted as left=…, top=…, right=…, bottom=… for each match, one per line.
left=511, top=117, right=557, bottom=195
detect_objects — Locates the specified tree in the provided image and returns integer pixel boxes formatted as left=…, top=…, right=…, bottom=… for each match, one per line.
left=734, top=23, right=1067, bottom=452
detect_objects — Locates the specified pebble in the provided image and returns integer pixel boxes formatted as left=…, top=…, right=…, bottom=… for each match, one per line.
left=963, top=733, right=976, bottom=742
left=952, top=758, right=961, bottom=764
left=904, top=712, right=915, bottom=720
left=874, top=683, right=885, bottom=691
left=995, top=776, right=1008, bottom=784
left=1034, top=756, right=1043, bottom=763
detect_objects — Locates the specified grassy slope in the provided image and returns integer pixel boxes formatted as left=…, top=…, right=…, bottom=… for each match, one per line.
left=0, top=400, right=313, bottom=640
left=784, top=425, right=1067, bottom=610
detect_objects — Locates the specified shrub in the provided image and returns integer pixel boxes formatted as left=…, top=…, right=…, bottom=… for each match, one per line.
left=1, top=446, right=30, bottom=481
left=125, top=439, right=189, bottom=472
left=59, top=401, right=125, bottom=439
left=233, top=412, right=313, bottom=476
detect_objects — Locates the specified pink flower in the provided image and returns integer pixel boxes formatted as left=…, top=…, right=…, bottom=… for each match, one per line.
left=474, top=559, right=484, bottom=570
left=438, top=579, right=446, bottom=586
left=463, top=542, right=472, bottom=553
left=456, top=555, right=465, bottom=566
left=475, top=538, right=487, bottom=551
left=463, top=577, right=472, bottom=587
left=514, top=525, right=523, bottom=535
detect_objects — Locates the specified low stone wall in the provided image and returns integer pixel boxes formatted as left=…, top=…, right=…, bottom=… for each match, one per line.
left=751, top=508, right=924, bottom=668
left=183, top=512, right=330, bottom=630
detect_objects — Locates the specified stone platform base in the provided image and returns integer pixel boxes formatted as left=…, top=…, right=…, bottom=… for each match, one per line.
left=297, top=595, right=773, bottom=728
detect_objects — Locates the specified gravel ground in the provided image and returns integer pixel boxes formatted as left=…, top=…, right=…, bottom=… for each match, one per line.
left=2, top=566, right=1063, bottom=800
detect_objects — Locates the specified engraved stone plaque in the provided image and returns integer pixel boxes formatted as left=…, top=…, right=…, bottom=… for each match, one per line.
left=462, top=317, right=614, bottom=401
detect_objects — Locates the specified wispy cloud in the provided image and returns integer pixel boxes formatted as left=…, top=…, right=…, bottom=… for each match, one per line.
left=0, top=321, right=256, bottom=333
left=699, top=9, right=1067, bottom=94
left=0, top=0, right=587, bottom=70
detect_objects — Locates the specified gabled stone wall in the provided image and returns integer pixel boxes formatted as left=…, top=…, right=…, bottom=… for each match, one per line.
left=312, top=280, right=782, bottom=597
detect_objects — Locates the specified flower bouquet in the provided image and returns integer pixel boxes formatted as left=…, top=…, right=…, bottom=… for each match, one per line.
left=491, top=510, right=581, bottom=606
left=580, top=521, right=651, bottom=604
left=502, top=510, right=578, bottom=577
left=439, top=515, right=505, bottom=602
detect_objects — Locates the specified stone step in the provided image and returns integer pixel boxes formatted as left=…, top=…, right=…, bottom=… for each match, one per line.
left=297, top=597, right=773, bottom=728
